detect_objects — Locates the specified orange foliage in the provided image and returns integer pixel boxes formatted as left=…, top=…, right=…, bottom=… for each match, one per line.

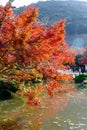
left=0, top=4, right=76, bottom=105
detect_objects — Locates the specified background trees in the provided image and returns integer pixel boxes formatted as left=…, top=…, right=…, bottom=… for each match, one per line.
left=80, top=47, right=87, bottom=65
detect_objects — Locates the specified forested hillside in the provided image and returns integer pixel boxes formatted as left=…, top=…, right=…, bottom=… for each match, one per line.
left=13, top=0, right=87, bottom=35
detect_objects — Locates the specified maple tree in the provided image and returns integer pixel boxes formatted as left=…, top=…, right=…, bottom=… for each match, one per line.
left=0, top=4, right=76, bottom=105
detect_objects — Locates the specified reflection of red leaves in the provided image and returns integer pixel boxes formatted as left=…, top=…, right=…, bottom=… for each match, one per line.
left=50, top=128, right=55, bottom=130
left=27, top=99, right=40, bottom=106
left=27, top=101, right=33, bottom=105
left=33, top=99, right=40, bottom=106
left=35, top=118, right=42, bottom=125
left=24, top=90, right=40, bottom=106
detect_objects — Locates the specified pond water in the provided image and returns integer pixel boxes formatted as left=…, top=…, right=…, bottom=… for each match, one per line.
left=0, top=88, right=87, bottom=130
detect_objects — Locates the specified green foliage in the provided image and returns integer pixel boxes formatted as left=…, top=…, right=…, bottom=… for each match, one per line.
left=74, top=74, right=87, bottom=83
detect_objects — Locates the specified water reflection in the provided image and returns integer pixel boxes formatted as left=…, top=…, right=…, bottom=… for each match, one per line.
left=0, top=91, right=70, bottom=130
left=1, top=88, right=87, bottom=130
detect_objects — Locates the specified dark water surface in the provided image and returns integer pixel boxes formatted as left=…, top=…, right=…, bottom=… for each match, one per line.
left=0, top=89, right=87, bottom=130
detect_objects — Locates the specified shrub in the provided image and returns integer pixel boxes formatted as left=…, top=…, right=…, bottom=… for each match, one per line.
left=74, top=74, right=87, bottom=83
left=0, top=80, right=18, bottom=100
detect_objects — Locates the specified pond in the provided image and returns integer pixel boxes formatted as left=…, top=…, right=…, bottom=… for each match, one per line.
left=0, top=87, right=87, bottom=130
